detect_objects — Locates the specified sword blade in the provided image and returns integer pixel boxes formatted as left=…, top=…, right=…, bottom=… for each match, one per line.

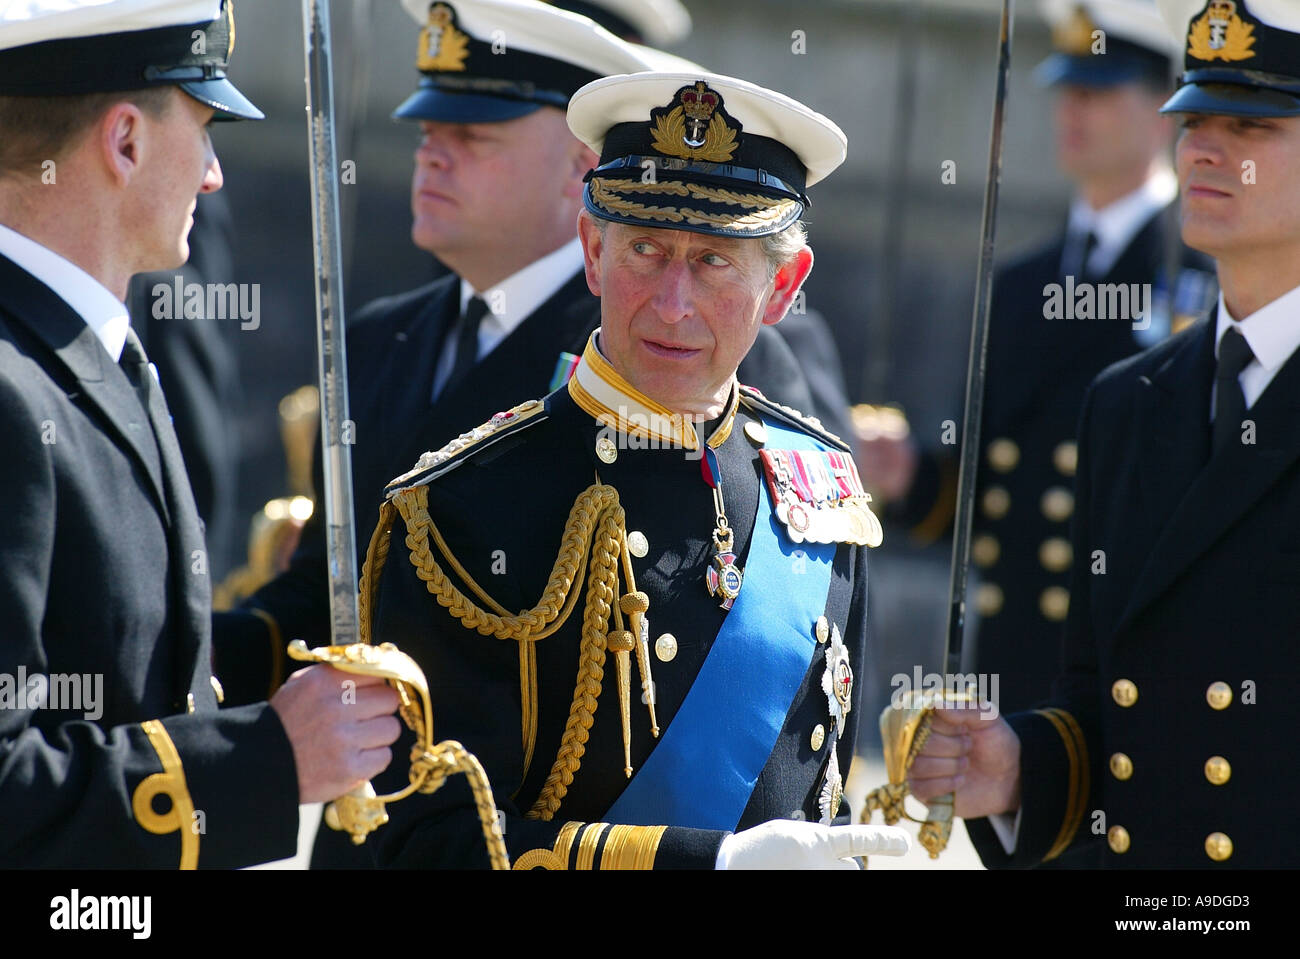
left=944, top=0, right=1015, bottom=678
left=302, top=0, right=359, bottom=645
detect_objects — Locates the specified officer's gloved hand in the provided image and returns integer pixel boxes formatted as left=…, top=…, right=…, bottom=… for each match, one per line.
left=715, top=819, right=911, bottom=869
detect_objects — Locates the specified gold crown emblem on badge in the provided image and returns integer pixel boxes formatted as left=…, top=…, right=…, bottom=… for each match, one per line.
left=650, top=81, right=739, bottom=163
left=1053, top=5, right=1098, bottom=56
left=417, top=1, right=470, bottom=73
left=1188, top=0, right=1256, bottom=62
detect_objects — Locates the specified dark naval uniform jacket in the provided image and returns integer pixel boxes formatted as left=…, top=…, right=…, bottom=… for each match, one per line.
left=0, top=252, right=298, bottom=868
left=216, top=266, right=827, bottom=701
left=969, top=202, right=1215, bottom=715
left=366, top=337, right=870, bottom=868
left=967, top=317, right=1300, bottom=869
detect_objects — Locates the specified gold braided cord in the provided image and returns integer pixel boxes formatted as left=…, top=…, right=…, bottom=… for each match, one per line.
left=358, top=500, right=397, bottom=646
left=527, top=508, right=620, bottom=820
left=408, top=739, right=510, bottom=870
left=393, top=482, right=631, bottom=821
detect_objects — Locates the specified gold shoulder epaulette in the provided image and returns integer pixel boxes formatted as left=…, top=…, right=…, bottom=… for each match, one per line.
left=737, top=384, right=850, bottom=452
left=384, top=398, right=548, bottom=495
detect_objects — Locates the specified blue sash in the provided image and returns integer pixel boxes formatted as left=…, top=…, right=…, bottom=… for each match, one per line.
left=603, top=416, right=837, bottom=830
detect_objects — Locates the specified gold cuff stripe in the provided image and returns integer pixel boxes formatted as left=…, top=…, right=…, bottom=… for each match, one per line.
left=599, top=824, right=668, bottom=870
left=511, top=821, right=666, bottom=870
left=511, top=820, right=585, bottom=870
left=132, top=720, right=199, bottom=869
left=911, top=455, right=958, bottom=546
left=1034, top=708, right=1090, bottom=863
left=247, top=607, right=285, bottom=698
left=575, top=822, right=609, bottom=871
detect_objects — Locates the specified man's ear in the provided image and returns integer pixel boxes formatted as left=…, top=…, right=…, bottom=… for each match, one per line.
left=97, top=101, right=147, bottom=189
left=563, top=140, right=598, bottom=200
left=762, top=246, right=814, bottom=325
left=576, top=210, right=604, bottom=297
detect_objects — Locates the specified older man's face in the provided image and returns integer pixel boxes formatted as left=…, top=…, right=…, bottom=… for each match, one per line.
left=577, top=214, right=812, bottom=415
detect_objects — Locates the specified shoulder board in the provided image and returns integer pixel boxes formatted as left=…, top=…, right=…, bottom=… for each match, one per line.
left=738, top=384, right=850, bottom=452
left=384, top=398, right=548, bottom=496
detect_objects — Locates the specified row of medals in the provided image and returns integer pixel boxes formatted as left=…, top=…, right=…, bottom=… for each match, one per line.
left=768, top=453, right=884, bottom=548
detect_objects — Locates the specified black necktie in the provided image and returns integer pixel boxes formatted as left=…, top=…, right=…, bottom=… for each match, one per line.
left=1213, top=327, right=1255, bottom=456
left=1065, top=229, right=1099, bottom=279
left=438, top=295, right=489, bottom=400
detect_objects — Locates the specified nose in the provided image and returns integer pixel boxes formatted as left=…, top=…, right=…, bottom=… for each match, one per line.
left=1177, top=121, right=1225, bottom=169
left=200, top=153, right=223, bottom=194
left=651, top=257, right=694, bottom=324
left=415, top=122, right=451, bottom=167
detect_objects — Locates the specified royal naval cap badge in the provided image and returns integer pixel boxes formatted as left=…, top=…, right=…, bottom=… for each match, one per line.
left=0, top=0, right=262, bottom=121
left=1035, top=0, right=1178, bottom=89
left=1158, top=0, right=1300, bottom=116
left=568, top=69, right=847, bottom=238
left=394, top=0, right=658, bottom=124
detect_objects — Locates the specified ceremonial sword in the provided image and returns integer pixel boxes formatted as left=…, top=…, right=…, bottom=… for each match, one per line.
left=862, top=0, right=1015, bottom=859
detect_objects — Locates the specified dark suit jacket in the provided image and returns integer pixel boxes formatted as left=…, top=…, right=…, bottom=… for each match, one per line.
left=896, top=204, right=1216, bottom=715
left=0, top=253, right=297, bottom=868
left=967, top=318, right=1300, bottom=868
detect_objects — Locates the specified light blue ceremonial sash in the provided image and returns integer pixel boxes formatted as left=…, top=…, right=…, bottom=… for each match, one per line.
left=604, top=416, right=837, bottom=830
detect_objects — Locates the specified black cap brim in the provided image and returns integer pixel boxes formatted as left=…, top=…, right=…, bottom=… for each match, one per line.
left=181, top=77, right=264, bottom=121
left=1160, top=81, right=1300, bottom=118
left=393, top=85, right=544, bottom=123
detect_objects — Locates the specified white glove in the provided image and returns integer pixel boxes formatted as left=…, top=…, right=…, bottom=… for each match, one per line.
left=715, top=819, right=912, bottom=870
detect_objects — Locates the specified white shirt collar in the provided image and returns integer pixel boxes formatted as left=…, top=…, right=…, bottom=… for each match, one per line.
left=458, top=236, right=585, bottom=337
left=0, top=222, right=130, bottom=362
left=1066, top=165, right=1178, bottom=277
left=1214, top=283, right=1300, bottom=376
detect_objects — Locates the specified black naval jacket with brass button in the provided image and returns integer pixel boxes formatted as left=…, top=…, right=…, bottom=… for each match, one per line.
left=216, top=269, right=836, bottom=702
left=966, top=317, right=1300, bottom=869
left=898, top=203, right=1214, bottom=716
left=0, top=253, right=299, bottom=868
left=366, top=373, right=868, bottom=869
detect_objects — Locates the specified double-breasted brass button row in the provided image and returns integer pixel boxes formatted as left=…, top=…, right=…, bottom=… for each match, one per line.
left=1109, top=753, right=1231, bottom=786
left=1109, top=827, right=1235, bottom=861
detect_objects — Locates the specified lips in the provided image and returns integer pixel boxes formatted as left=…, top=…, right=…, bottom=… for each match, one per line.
left=642, top=338, right=702, bottom=359
left=1185, top=182, right=1232, bottom=199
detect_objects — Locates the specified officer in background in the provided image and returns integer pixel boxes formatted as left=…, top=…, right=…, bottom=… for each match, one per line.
left=0, top=0, right=399, bottom=867
left=912, top=0, right=1300, bottom=869
left=367, top=69, right=912, bottom=869
left=869, top=0, right=1216, bottom=717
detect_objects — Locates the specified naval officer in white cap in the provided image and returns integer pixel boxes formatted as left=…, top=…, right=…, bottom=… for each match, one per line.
left=0, top=0, right=402, bottom=867
left=361, top=69, right=912, bottom=869
left=912, top=0, right=1300, bottom=870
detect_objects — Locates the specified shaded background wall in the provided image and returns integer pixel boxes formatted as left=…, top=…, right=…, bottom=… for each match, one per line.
left=189, top=0, right=1103, bottom=736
